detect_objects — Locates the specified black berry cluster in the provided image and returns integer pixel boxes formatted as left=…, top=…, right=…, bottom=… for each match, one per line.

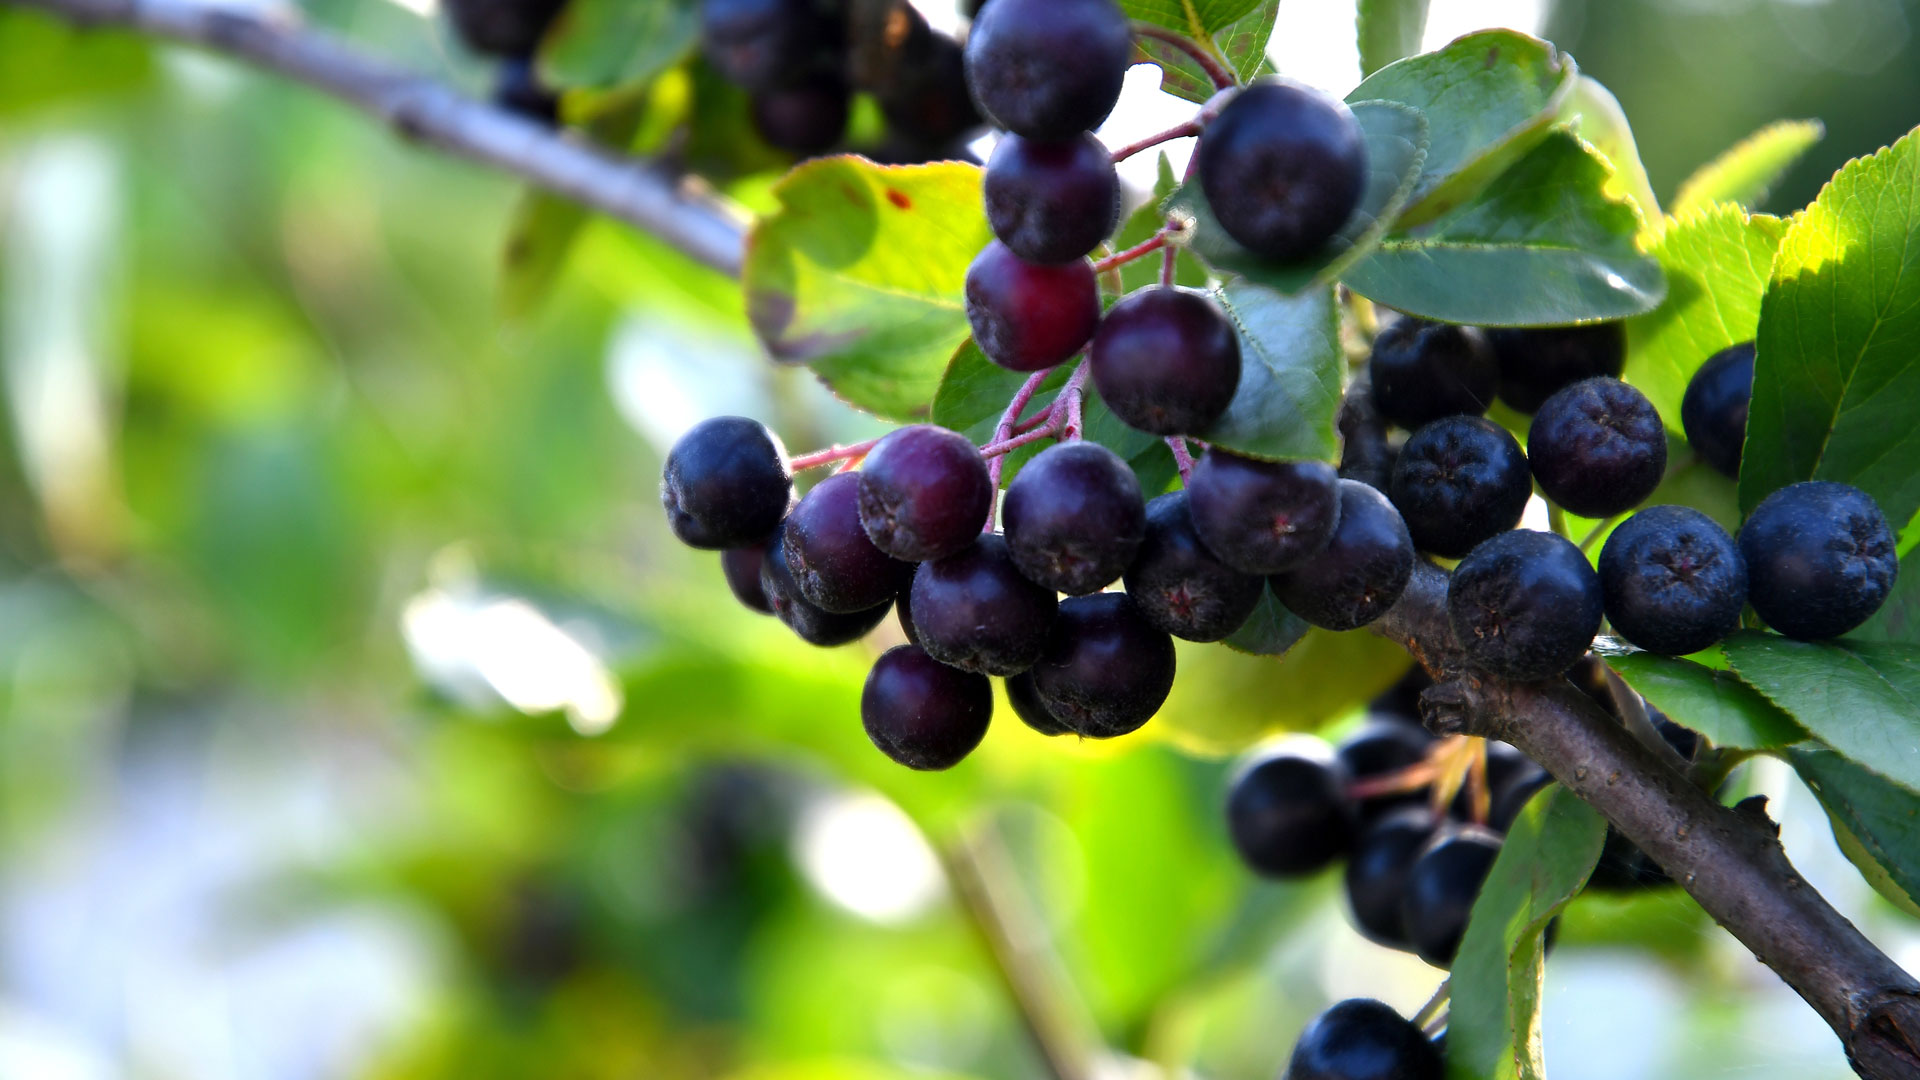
left=444, top=0, right=570, bottom=122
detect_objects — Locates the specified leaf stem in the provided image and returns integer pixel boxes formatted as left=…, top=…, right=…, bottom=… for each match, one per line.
left=1109, top=120, right=1202, bottom=164
left=1132, top=23, right=1239, bottom=90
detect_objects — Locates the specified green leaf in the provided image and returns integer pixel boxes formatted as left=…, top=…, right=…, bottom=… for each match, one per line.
left=1114, top=154, right=1209, bottom=294
left=1222, top=584, right=1309, bottom=656
left=1789, top=745, right=1920, bottom=918
left=0, top=9, right=151, bottom=114
left=1860, top=549, right=1920, bottom=645
left=1721, top=631, right=1920, bottom=793
left=540, top=0, right=698, bottom=88
left=1159, top=630, right=1410, bottom=754
left=1133, top=1, right=1281, bottom=104
left=1447, top=788, right=1607, bottom=1080
left=1673, top=119, right=1827, bottom=217
left=1342, top=132, right=1666, bottom=326
left=1559, top=75, right=1661, bottom=226
left=1195, top=282, right=1344, bottom=462
left=1601, top=650, right=1805, bottom=750
left=1165, top=100, right=1428, bottom=294
left=1739, top=127, right=1920, bottom=525
left=1348, top=29, right=1578, bottom=227
left=1356, top=0, right=1430, bottom=78
left=1624, top=205, right=1787, bottom=429
left=745, top=158, right=991, bottom=422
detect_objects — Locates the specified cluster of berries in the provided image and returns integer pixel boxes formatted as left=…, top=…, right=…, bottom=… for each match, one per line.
left=701, top=0, right=981, bottom=158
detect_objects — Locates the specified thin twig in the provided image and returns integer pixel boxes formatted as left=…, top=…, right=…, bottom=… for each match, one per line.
left=1412, top=978, right=1451, bottom=1029
left=789, top=435, right=884, bottom=472
left=1132, top=22, right=1239, bottom=90
left=1091, top=232, right=1169, bottom=275
left=1059, top=361, right=1091, bottom=440
left=1109, top=120, right=1201, bottom=164
left=1166, top=436, right=1195, bottom=481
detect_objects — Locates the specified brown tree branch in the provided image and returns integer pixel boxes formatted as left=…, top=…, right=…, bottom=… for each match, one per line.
left=5, top=0, right=747, bottom=275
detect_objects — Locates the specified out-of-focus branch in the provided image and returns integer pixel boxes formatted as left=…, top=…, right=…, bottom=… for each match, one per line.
left=6, top=0, right=747, bottom=275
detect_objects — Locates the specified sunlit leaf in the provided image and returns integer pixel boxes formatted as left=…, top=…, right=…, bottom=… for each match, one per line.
left=1126, top=0, right=1278, bottom=104
left=1559, top=75, right=1661, bottom=225
left=1602, top=650, right=1805, bottom=750
left=1673, top=119, right=1826, bottom=217
left=1355, top=0, right=1429, bottom=78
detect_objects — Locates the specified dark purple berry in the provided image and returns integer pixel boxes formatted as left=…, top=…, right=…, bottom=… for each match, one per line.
left=1389, top=416, right=1532, bottom=559
left=896, top=576, right=919, bottom=644
left=1529, top=377, right=1668, bottom=519
left=1029, top=592, right=1175, bottom=738
left=1226, top=739, right=1357, bottom=877
left=1186, top=451, right=1341, bottom=575
left=1285, top=999, right=1443, bottom=1080
left=910, top=534, right=1057, bottom=675
left=1195, top=80, right=1367, bottom=261
left=760, top=542, right=893, bottom=646
left=862, top=644, right=993, bottom=770
left=1401, top=824, right=1502, bottom=968
left=1368, top=318, right=1498, bottom=429
left=1089, top=287, right=1243, bottom=436
left=1122, top=491, right=1264, bottom=642
left=962, top=0, right=1131, bottom=140
left=1005, top=670, right=1071, bottom=736
left=876, top=32, right=982, bottom=148
left=1739, top=481, right=1898, bottom=640
left=446, top=0, right=566, bottom=57
left=857, top=424, right=994, bottom=562
left=1345, top=806, right=1440, bottom=948
left=1447, top=530, right=1604, bottom=682
left=723, top=541, right=775, bottom=614
left=1680, top=341, right=1755, bottom=479
left=1271, top=479, right=1414, bottom=631
left=1599, top=505, right=1747, bottom=655
left=984, top=133, right=1121, bottom=264
left=782, top=473, right=911, bottom=613
left=1488, top=765, right=1553, bottom=833
left=1370, top=667, right=1433, bottom=726
left=965, top=241, right=1101, bottom=372
left=1488, top=322, right=1627, bottom=415
left=493, top=57, right=560, bottom=125
left=662, top=416, right=793, bottom=550
left=751, top=76, right=850, bottom=155
left=1002, top=442, right=1146, bottom=594
left=1338, top=720, right=1434, bottom=824
left=701, top=0, right=839, bottom=91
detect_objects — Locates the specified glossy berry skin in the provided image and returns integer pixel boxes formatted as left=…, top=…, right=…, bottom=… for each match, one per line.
left=1186, top=452, right=1342, bottom=575
left=962, top=0, right=1132, bottom=140
left=701, top=0, right=836, bottom=91
left=662, top=416, right=793, bottom=549
left=1005, top=671, right=1071, bottom=736
left=1338, top=720, right=1434, bottom=824
left=446, top=0, right=566, bottom=57
left=1389, top=416, right=1532, bottom=559
left=1488, top=322, right=1628, bottom=415
left=760, top=544, right=893, bottom=646
left=910, top=534, right=1057, bottom=675
left=1368, top=319, right=1498, bottom=430
left=1226, top=740, right=1358, bottom=878
left=1528, top=377, right=1668, bottom=519
left=862, top=645, right=994, bottom=770
left=984, top=133, right=1121, bottom=264
left=1196, top=80, right=1367, bottom=261
left=1599, top=505, right=1748, bottom=656
left=1029, top=593, right=1176, bottom=738
left=896, top=577, right=918, bottom=645
left=965, top=242, right=1102, bottom=372
left=1285, top=999, right=1443, bottom=1080
left=751, top=76, right=850, bottom=155
left=1345, top=807, right=1439, bottom=948
left=1401, top=824, right=1503, bottom=968
left=1448, top=530, right=1604, bottom=682
left=1681, top=341, right=1756, bottom=479
left=1002, top=442, right=1146, bottom=594
left=1090, top=288, right=1243, bottom=436
left=722, top=541, right=775, bottom=614
left=781, top=473, right=911, bottom=613
left=1123, top=491, right=1265, bottom=642
left=857, top=424, right=994, bottom=562
left=1739, top=481, right=1898, bottom=640
left=1272, top=480, right=1415, bottom=631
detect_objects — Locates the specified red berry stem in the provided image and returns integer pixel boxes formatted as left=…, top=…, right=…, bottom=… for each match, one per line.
left=1108, top=119, right=1201, bottom=164
left=1166, top=435, right=1196, bottom=481
left=1059, top=360, right=1091, bottom=440
left=1132, top=23, right=1239, bottom=91
left=1091, top=232, right=1169, bottom=274
left=789, top=435, right=885, bottom=472
left=980, top=423, right=1061, bottom=459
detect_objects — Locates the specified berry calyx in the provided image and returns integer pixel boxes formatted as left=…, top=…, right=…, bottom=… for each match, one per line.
left=984, top=133, right=1122, bottom=265
left=1680, top=341, right=1755, bottom=479
left=1226, top=739, right=1358, bottom=877
left=1284, top=999, right=1443, bottom=1080
left=781, top=472, right=911, bottom=613
left=1528, top=376, right=1668, bottom=519
left=1599, top=505, right=1748, bottom=656
left=1271, top=479, right=1415, bottom=631
left=1123, top=490, right=1265, bottom=642
left=1195, top=80, right=1368, bottom=261
left=1002, top=441, right=1147, bottom=595
left=1368, top=318, right=1498, bottom=430
left=909, top=534, right=1058, bottom=675
left=1388, top=416, right=1532, bottom=560
left=1185, top=451, right=1342, bottom=575
left=1029, top=592, right=1176, bottom=738
left=1738, top=481, right=1898, bottom=640
left=1447, top=530, right=1604, bottom=682
left=662, top=416, right=793, bottom=550
left=1400, top=823, right=1503, bottom=968
left=965, top=241, right=1102, bottom=372
left=1488, top=322, right=1628, bottom=415
left=856, top=424, right=995, bottom=562
left=862, top=644, right=994, bottom=770
left=1089, top=287, right=1243, bottom=436
left=962, top=0, right=1132, bottom=140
